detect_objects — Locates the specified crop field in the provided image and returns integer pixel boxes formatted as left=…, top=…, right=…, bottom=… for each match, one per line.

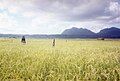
left=0, top=38, right=120, bottom=81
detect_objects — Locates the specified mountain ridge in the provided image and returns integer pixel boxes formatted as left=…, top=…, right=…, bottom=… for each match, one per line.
left=62, top=27, right=95, bottom=36
left=62, top=27, right=120, bottom=38
left=0, top=27, right=120, bottom=38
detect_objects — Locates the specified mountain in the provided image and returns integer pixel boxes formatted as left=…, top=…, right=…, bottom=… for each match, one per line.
left=62, top=27, right=96, bottom=38
left=0, top=27, right=120, bottom=38
left=62, top=27, right=95, bottom=36
left=98, top=27, right=120, bottom=38
left=62, top=27, right=120, bottom=38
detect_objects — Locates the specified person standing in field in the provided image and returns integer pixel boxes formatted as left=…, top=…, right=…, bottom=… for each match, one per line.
left=53, top=39, right=55, bottom=47
left=21, top=36, right=26, bottom=44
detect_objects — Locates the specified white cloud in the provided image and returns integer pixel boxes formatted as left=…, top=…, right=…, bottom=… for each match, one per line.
left=109, top=1, right=120, bottom=16
left=0, top=12, right=17, bottom=28
left=0, top=0, right=120, bottom=34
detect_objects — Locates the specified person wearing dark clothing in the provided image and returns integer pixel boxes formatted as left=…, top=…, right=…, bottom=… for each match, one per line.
left=21, top=36, right=26, bottom=43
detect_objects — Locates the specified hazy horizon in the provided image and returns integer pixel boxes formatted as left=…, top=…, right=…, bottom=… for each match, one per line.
left=0, top=0, right=120, bottom=34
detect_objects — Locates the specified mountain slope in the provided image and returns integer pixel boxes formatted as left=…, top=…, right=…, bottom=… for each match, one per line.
left=98, top=27, right=120, bottom=38
left=62, top=27, right=95, bottom=36
left=0, top=27, right=120, bottom=38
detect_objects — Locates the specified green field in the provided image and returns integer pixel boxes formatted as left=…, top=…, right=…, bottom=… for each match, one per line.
left=0, top=38, right=120, bottom=81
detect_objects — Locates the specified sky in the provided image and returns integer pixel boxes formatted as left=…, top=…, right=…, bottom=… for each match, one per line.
left=0, top=0, right=120, bottom=34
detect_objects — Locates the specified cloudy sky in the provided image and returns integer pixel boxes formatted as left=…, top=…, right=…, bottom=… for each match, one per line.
left=0, top=0, right=120, bottom=34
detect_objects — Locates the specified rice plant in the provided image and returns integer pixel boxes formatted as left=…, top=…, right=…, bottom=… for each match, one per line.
left=0, top=38, right=120, bottom=81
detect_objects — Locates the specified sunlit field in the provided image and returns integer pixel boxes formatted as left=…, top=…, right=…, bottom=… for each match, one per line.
left=0, top=38, right=120, bottom=81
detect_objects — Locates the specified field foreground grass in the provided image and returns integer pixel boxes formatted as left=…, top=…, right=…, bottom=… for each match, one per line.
left=0, top=38, right=120, bottom=81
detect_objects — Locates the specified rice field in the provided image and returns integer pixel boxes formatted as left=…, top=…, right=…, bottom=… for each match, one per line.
left=0, top=38, right=120, bottom=81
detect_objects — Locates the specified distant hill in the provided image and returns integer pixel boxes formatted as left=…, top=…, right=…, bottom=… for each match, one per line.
left=62, top=27, right=120, bottom=38
left=97, top=27, right=120, bottom=38
left=62, top=27, right=95, bottom=36
left=0, top=27, right=120, bottom=38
